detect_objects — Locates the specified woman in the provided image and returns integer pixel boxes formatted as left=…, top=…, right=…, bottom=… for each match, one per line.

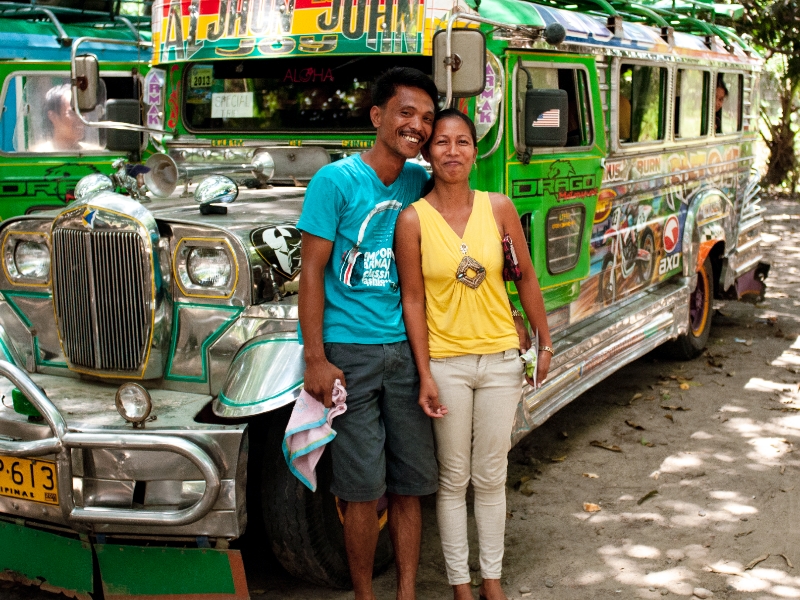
left=395, top=109, right=552, bottom=600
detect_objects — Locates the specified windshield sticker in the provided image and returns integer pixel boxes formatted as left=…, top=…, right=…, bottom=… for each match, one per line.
left=190, top=67, right=213, bottom=87
left=211, top=92, right=254, bottom=119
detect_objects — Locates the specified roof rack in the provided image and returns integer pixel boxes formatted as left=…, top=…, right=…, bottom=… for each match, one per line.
left=522, top=0, right=752, bottom=53
left=0, top=1, right=147, bottom=45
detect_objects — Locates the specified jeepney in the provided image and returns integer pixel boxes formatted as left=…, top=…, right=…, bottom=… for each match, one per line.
left=0, top=2, right=151, bottom=220
left=0, top=0, right=767, bottom=597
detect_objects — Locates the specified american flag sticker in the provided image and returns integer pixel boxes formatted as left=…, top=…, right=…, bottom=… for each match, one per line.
left=532, top=109, right=560, bottom=128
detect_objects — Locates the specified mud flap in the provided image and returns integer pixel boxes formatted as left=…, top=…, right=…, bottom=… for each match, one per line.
left=0, top=520, right=93, bottom=599
left=735, top=261, right=770, bottom=304
left=96, top=544, right=249, bottom=600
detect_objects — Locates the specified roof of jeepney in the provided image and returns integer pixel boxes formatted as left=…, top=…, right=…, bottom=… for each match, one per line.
left=0, top=17, right=150, bottom=61
left=150, top=0, right=758, bottom=66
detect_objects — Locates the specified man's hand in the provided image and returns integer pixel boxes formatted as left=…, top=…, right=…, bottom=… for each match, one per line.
left=532, top=350, right=551, bottom=388
left=418, top=374, right=447, bottom=418
left=514, top=315, right=531, bottom=353
left=304, top=357, right=346, bottom=408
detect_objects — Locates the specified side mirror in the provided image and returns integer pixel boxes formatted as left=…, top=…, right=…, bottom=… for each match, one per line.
left=432, top=28, right=486, bottom=98
left=104, top=99, right=143, bottom=153
left=74, top=54, right=100, bottom=112
left=524, top=88, right=568, bottom=147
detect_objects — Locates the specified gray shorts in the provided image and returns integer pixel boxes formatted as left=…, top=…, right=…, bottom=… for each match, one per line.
left=323, top=341, right=438, bottom=502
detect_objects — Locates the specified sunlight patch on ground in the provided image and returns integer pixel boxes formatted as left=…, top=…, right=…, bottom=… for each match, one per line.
left=745, top=378, right=797, bottom=393
left=709, top=490, right=746, bottom=500
left=712, top=453, right=736, bottom=462
left=748, top=437, right=794, bottom=462
left=691, top=430, right=714, bottom=439
left=659, top=453, right=703, bottom=472
left=719, top=404, right=749, bottom=413
left=575, top=570, right=606, bottom=585
left=774, top=415, right=800, bottom=431
left=704, top=561, right=800, bottom=597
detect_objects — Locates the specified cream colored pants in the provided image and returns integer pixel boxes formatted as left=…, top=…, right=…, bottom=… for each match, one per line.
left=430, top=350, right=523, bottom=585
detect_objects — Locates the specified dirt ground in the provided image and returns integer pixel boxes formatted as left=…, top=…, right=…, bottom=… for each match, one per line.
left=4, top=195, right=800, bottom=600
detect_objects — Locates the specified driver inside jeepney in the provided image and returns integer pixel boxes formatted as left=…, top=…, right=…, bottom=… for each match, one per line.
left=41, top=83, right=86, bottom=151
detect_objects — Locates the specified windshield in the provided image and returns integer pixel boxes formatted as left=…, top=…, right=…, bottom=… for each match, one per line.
left=183, top=56, right=431, bottom=133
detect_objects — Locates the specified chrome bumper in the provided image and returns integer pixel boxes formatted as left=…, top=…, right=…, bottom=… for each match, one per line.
left=0, top=361, right=247, bottom=540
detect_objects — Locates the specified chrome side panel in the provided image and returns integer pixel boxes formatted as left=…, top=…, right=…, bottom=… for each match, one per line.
left=511, top=280, right=690, bottom=445
left=213, top=331, right=304, bottom=419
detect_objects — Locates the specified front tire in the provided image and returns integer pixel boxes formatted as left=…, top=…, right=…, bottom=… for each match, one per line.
left=260, top=406, right=394, bottom=589
left=665, top=256, right=714, bottom=359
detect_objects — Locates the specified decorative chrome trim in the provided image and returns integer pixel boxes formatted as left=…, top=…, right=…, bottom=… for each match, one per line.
left=0, top=360, right=221, bottom=527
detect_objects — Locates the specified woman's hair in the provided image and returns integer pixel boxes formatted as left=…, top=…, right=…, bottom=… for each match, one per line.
left=431, top=108, right=477, bottom=147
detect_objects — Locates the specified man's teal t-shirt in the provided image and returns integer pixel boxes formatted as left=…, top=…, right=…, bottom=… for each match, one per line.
left=297, top=155, right=429, bottom=345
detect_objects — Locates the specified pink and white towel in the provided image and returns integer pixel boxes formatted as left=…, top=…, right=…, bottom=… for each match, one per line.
left=282, top=380, right=347, bottom=491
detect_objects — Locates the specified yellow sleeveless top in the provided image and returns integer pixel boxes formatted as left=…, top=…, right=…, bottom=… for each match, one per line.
left=412, top=191, right=518, bottom=358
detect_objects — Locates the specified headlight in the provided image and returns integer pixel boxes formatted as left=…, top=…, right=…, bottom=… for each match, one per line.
left=15, top=241, right=50, bottom=278
left=173, top=238, right=238, bottom=298
left=187, top=247, right=232, bottom=286
left=115, top=382, right=152, bottom=426
left=3, top=233, right=50, bottom=285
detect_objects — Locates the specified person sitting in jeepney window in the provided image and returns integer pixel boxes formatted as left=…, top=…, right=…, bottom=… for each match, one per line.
left=715, top=76, right=728, bottom=134
left=40, top=83, right=87, bottom=151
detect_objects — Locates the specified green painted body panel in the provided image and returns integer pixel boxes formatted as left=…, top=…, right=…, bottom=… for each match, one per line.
left=0, top=521, right=93, bottom=595
left=499, top=52, right=605, bottom=310
left=0, top=61, right=148, bottom=221
left=96, top=544, right=237, bottom=596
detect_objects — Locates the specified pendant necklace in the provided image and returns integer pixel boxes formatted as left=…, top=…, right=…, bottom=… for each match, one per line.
left=456, top=240, right=486, bottom=289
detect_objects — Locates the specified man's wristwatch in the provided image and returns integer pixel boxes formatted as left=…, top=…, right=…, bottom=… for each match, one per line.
left=539, top=345, right=555, bottom=356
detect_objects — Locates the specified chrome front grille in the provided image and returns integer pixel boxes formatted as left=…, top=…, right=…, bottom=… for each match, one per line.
left=52, top=228, right=152, bottom=372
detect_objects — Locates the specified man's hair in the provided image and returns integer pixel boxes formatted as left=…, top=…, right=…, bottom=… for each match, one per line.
left=431, top=108, right=477, bottom=146
left=43, top=83, right=72, bottom=137
left=371, top=67, right=439, bottom=109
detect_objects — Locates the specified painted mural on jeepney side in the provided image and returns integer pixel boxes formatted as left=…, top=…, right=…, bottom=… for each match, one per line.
left=151, top=0, right=461, bottom=63
left=568, top=142, right=744, bottom=326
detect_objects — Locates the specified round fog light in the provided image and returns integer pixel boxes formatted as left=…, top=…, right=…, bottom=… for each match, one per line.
left=115, top=382, right=152, bottom=425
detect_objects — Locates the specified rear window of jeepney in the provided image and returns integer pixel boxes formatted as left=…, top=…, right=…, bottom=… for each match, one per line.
left=545, top=204, right=585, bottom=275
left=513, top=61, right=594, bottom=154
left=183, top=56, right=432, bottom=133
left=618, top=63, right=668, bottom=145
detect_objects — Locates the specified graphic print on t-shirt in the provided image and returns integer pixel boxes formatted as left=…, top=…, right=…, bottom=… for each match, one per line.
left=339, top=200, right=402, bottom=289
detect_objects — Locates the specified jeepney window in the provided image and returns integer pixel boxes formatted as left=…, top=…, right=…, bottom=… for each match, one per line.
left=675, top=69, right=710, bottom=138
left=1, top=75, right=106, bottom=153
left=619, top=64, right=667, bottom=144
left=546, top=204, right=585, bottom=275
left=184, top=56, right=432, bottom=133
left=514, top=63, right=593, bottom=153
left=716, top=72, right=743, bottom=134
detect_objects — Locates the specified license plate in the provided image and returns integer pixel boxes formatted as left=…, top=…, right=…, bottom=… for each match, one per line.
left=0, top=455, right=58, bottom=505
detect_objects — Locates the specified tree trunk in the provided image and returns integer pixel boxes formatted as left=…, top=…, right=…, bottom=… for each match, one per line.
left=763, top=77, right=798, bottom=188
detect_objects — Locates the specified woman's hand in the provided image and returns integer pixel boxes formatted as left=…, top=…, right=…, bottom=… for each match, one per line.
left=514, top=315, right=531, bottom=353
left=419, top=373, right=448, bottom=418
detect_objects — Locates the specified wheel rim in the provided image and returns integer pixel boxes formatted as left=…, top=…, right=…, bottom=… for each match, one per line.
left=690, top=265, right=710, bottom=336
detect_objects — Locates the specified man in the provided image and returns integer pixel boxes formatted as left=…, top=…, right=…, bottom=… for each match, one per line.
left=297, top=67, right=439, bottom=600
left=43, top=83, right=86, bottom=151
left=715, top=77, right=728, bottom=134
